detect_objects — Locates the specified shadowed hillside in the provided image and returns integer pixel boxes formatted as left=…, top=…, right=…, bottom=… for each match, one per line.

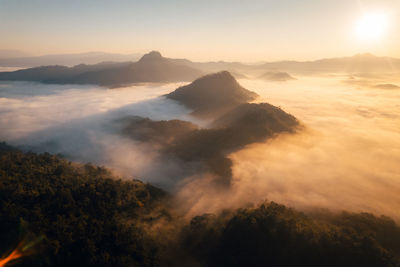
left=1, top=53, right=399, bottom=87
left=121, top=116, right=198, bottom=146
left=121, top=73, right=298, bottom=185
left=166, top=71, right=258, bottom=117
left=121, top=103, right=298, bottom=185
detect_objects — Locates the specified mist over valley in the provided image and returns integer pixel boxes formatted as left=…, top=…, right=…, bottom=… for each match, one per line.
left=1, top=1, right=400, bottom=263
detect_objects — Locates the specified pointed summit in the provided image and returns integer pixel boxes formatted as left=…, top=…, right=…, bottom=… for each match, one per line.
left=199, top=70, right=237, bottom=84
left=138, top=51, right=163, bottom=62
left=166, top=71, right=258, bottom=117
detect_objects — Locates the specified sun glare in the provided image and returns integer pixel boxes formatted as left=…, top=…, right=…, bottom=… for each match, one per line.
left=355, top=12, right=389, bottom=41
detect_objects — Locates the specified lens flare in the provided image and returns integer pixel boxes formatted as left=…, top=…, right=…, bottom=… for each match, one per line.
left=0, top=248, right=22, bottom=267
left=0, top=235, right=44, bottom=267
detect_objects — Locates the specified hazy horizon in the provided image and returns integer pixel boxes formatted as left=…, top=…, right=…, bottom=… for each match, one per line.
left=1, top=0, right=399, bottom=62
left=1, top=49, right=400, bottom=63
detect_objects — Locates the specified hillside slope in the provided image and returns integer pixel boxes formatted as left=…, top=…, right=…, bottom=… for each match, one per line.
left=166, top=71, right=258, bottom=117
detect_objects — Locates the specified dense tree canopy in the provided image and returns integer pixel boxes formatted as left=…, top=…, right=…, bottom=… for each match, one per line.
left=180, top=203, right=400, bottom=267
left=0, top=146, right=166, bottom=266
left=1, top=144, right=400, bottom=267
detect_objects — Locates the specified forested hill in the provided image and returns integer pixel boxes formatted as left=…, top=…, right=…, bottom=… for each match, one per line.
left=0, top=144, right=168, bottom=266
left=1, top=144, right=400, bottom=266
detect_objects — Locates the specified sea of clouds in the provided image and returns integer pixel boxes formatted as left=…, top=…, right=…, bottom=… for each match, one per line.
left=1, top=75, right=399, bottom=220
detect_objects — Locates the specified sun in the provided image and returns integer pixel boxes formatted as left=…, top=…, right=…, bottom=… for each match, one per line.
left=355, top=12, right=389, bottom=41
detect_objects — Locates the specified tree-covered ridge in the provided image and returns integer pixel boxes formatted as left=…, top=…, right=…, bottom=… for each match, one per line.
left=181, top=203, right=400, bottom=267
left=1, top=146, right=400, bottom=267
left=0, top=148, right=167, bottom=266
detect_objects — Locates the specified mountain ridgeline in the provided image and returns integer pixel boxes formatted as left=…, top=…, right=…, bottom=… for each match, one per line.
left=122, top=72, right=299, bottom=185
left=0, top=51, right=142, bottom=67
left=0, top=51, right=203, bottom=87
left=1, top=52, right=399, bottom=88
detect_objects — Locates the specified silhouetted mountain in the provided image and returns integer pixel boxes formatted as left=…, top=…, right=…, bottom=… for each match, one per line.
left=0, top=62, right=130, bottom=85
left=166, top=71, right=258, bottom=117
left=138, top=50, right=163, bottom=62
left=121, top=73, right=295, bottom=185
left=121, top=103, right=298, bottom=186
left=1, top=52, right=398, bottom=86
left=0, top=51, right=203, bottom=87
left=212, top=103, right=298, bottom=133
left=258, top=71, right=295, bottom=81
left=0, top=51, right=141, bottom=67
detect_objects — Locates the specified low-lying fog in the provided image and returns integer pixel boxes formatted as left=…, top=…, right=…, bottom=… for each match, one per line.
left=178, top=76, right=400, bottom=220
left=0, top=81, right=203, bottom=187
left=1, top=75, right=399, bottom=220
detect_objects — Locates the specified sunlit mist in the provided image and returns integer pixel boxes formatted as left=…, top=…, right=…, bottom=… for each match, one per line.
left=1, top=1, right=400, bottom=265
left=355, top=12, right=389, bottom=41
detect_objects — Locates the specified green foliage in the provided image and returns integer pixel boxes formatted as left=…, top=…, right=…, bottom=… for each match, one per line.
left=1, top=146, right=400, bottom=267
left=180, top=202, right=400, bottom=267
left=0, top=149, right=166, bottom=266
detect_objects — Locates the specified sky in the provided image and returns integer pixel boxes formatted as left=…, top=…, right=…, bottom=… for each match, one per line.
left=0, top=0, right=399, bottom=61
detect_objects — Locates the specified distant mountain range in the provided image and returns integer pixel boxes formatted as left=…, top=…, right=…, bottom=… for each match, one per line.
left=255, top=53, right=400, bottom=74
left=0, top=51, right=203, bottom=87
left=185, top=53, right=400, bottom=75
left=0, top=51, right=141, bottom=67
left=0, top=52, right=399, bottom=87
